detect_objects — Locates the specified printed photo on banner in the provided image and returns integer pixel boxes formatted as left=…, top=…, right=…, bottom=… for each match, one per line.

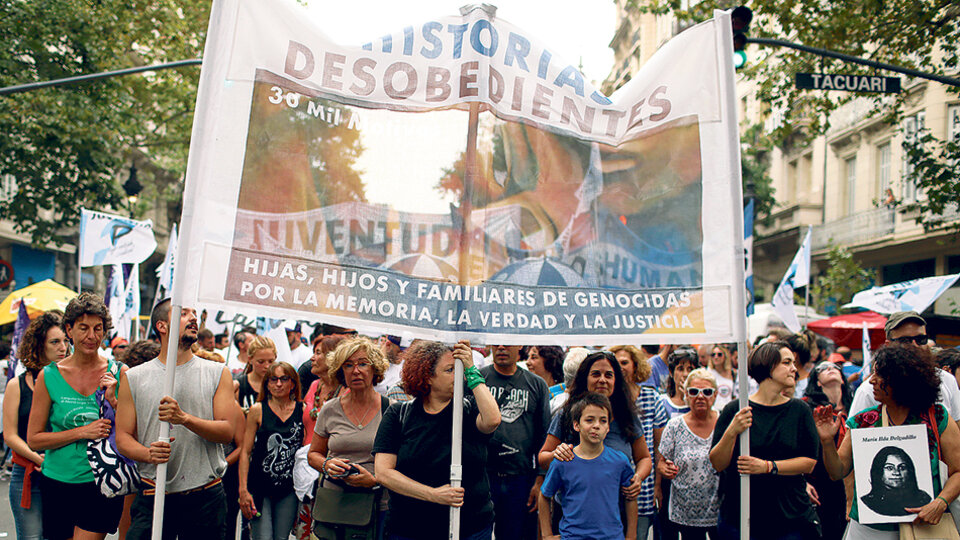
left=851, top=424, right=934, bottom=524
left=223, top=70, right=704, bottom=339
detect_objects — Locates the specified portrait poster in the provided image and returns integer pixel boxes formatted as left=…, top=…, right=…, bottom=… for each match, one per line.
left=173, top=0, right=747, bottom=345
left=851, top=424, right=934, bottom=524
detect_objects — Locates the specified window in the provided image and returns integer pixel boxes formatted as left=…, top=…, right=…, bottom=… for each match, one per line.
left=901, top=111, right=926, bottom=201
left=950, top=105, right=960, bottom=168
left=845, top=156, right=857, bottom=215
left=876, top=143, right=891, bottom=202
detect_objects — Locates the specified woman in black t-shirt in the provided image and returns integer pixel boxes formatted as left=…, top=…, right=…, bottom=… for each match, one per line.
left=710, top=341, right=820, bottom=540
left=373, top=341, right=500, bottom=540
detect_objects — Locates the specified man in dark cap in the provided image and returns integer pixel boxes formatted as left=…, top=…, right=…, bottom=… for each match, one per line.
left=850, top=311, right=960, bottom=423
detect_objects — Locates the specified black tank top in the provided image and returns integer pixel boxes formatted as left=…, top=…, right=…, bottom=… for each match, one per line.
left=236, top=374, right=259, bottom=411
left=250, top=401, right=304, bottom=499
left=17, top=372, right=34, bottom=441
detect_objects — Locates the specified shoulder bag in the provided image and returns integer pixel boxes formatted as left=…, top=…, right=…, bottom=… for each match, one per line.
left=87, top=361, right=142, bottom=498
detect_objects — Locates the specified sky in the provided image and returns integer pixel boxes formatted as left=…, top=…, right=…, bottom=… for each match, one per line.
left=299, top=1, right=619, bottom=213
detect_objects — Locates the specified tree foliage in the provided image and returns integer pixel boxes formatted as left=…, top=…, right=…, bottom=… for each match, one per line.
left=810, top=244, right=876, bottom=315
left=0, top=0, right=210, bottom=245
left=629, top=0, right=960, bottom=232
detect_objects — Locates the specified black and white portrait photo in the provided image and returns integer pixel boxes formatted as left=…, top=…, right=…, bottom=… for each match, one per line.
left=860, top=446, right=932, bottom=516
left=852, top=424, right=935, bottom=524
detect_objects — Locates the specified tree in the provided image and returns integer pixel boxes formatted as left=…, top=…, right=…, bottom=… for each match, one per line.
left=0, top=0, right=210, bottom=245
left=810, top=244, right=876, bottom=315
left=741, top=122, right=776, bottom=228
left=629, top=0, right=960, bottom=233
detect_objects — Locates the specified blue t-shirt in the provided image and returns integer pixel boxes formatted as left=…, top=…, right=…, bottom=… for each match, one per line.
left=641, top=355, right=670, bottom=391
left=541, top=446, right=635, bottom=540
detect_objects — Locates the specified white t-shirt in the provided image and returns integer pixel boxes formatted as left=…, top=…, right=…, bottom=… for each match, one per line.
left=375, top=361, right=403, bottom=395
left=288, top=343, right=313, bottom=370
left=709, top=368, right=737, bottom=411
left=850, top=369, right=960, bottom=420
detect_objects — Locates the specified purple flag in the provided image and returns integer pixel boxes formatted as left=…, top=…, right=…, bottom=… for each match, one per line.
left=8, top=300, right=30, bottom=380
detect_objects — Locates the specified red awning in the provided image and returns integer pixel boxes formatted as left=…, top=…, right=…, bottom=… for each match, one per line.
left=808, top=311, right=888, bottom=349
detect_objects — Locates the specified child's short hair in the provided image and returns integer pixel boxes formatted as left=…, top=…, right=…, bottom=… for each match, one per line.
left=570, top=392, right=613, bottom=423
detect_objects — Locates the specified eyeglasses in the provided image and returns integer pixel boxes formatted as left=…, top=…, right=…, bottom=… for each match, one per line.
left=711, top=352, right=725, bottom=357
left=686, top=387, right=716, bottom=397
left=892, top=334, right=929, bottom=346
left=342, top=361, right=372, bottom=371
left=268, top=376, right=292, bottom=384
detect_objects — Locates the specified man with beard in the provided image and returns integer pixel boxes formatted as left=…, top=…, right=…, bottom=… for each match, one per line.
left=374, top=335, right=404, bottom=395
left=481, top=344, right=551, bottom=540
left=117, top=299, right=237, bottom=540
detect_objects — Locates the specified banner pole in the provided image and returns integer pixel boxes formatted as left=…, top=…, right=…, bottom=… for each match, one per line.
left=713, top=10, right=751, bottom=540
left=150, top=301, right=181, bottom=540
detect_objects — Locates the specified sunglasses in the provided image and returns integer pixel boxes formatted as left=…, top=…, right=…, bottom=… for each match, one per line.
left=711, top=352, right=725, bottom=357
left=268, top=376, right=292, bottom=384
left=686, top=387, right=716, bottom=397
left=892, top=334, right=929, bottom=346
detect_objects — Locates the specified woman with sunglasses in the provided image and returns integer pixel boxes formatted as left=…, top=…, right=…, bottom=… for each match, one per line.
left=239, top=361, right=304, bottom=540
left=802, top=361, right=852, bottom=540
left=708, top=345, right=737, bottom=411
left=710, top=341, right=820, bottom=540
left=658, top=368, right=720, bottom=540
left=538, top=350, right=652, bottom=535
left=308, top=337, right=390, bottom=540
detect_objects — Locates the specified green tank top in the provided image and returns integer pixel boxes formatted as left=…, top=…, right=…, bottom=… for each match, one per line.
left=41, top=359, right=117, bottom=483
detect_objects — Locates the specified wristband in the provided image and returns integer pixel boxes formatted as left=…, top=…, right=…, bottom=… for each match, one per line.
left=938, top=495, right=950, bottom=507
left=464, top=366, right=485, bottom=389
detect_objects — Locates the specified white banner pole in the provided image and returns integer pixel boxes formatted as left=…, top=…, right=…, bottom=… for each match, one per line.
left=713, top=10, right=751, bottom=540
left=150, top=303, right=181, bottom=540
left=449, top=356, right=464, bottom=540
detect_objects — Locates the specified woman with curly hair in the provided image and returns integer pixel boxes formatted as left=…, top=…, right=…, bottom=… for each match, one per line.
left=239, top=360, right=304, bottom=540
left=710, top=341, right=820, bottom=540
left=373, top=341, right=500, bottom=540
left=4, top=311, right=68, bottom=540
left=27, top=293, right=127, bottom=540
left=307, top=337, right=390, bottom=540
left=815, top=344, right=960, bottom=539
left=538, top=351, right=652, bottom=534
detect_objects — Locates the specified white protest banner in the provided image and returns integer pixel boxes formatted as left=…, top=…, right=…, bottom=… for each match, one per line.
left=173, top=0, right=747, bottom=346
left=861, top=322, right=872, bottom=378
left=153, top=223, right=178, bottom=307
left=771, top=227, right=812, bottom=333
left=844, top=274, right=960, bottom=315
left=79, top=209, right=158, bottom=267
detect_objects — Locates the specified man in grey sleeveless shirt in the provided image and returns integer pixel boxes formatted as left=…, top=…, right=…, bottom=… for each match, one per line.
left=117, top=299, right=237, bottom=540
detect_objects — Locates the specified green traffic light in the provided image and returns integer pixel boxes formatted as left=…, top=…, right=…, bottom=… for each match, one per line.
left=734, top=50, right=747, bottom=69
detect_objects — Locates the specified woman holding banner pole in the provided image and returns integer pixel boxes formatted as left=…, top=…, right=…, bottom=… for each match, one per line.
left=373, top=341, right=500, bottom=540
left=710, top=341, right=820, bottom=540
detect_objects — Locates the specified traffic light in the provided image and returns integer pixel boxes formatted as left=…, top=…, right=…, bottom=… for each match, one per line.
left=731, top=6, right=753, bottom=69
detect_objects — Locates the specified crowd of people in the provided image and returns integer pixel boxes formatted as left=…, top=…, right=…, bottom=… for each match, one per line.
left=3, top=296, right=960, bottom=540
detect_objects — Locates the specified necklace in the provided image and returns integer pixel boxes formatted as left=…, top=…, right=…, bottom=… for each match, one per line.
left=348, top=395, right=376, bottom=428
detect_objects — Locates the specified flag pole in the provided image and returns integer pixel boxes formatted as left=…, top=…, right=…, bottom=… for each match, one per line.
left=802, top=226, right=811, bottom=330
left=714, top=10, right=751, bottom=540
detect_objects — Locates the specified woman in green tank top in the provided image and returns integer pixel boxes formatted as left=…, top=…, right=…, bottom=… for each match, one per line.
left=25, top=292, right=128, bottom=540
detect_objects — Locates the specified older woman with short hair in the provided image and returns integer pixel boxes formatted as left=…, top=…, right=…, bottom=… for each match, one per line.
left=308, top=337, right=389, bottom=540
left=816, top=344, right=960, bottom=540
left=659, top=368, right=721, bottom=540
left=374, top=341, right=500, bottom=540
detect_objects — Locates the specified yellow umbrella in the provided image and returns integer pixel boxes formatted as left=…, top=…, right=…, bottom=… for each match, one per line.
left=0, top=279, right=78, bottom=325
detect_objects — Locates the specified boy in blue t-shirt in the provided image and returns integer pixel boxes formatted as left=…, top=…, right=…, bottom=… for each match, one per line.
left=538, top=392, right=637, bottom=540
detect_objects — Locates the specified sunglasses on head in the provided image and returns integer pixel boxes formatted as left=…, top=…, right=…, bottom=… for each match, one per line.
left=686, top=387, right=716, bottom=397
left=892, top=334, right=929, bottom=346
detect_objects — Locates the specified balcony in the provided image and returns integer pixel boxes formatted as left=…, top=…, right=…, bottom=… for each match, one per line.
left=812, top=207, right=895, bottom=251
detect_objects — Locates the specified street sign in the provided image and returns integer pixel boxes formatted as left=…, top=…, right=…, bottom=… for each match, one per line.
left=0, top=259, right=13, bottom=289
left=795, top=73, right=901, bottom=94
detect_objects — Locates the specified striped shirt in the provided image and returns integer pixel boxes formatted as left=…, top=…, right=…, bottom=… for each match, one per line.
left=635, top=385, right=669, bottom=515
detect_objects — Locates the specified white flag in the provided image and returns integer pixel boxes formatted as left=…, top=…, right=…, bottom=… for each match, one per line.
left=79, top=209, right=157, bottom=267
left=844, top=273, right=960, bottom=314
left=860, top=322, right=872, bottom=379
left=124, top=264, right=141, bottom=340
left=771, top=227, right=812, bottom=333
left=107, top=265, right=129, bottom=340
left=153, top=223, right=178, bottom=306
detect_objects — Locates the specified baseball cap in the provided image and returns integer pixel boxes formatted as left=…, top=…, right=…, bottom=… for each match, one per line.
left=384, top=335, right=404, bottom=349
left=284, top=321, right=302, bottom=333
left=884, top=311, right=926, bottom=337
left=110, top=337, right=129, bottom=348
